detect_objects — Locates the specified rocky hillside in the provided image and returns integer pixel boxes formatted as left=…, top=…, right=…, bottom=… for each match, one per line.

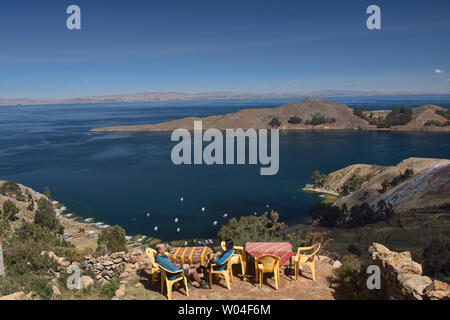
left=304, top=158, right=450, bottom=213
left=91, top=98, right=450, bottom=132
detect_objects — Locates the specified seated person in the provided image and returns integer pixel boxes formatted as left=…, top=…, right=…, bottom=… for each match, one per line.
left=154, top=243, right=209, bottom=289
left=210, top=239, right=235, bottom=271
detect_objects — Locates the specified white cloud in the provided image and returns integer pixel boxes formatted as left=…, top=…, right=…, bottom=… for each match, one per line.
left=435, top=68, right=444, bottom=74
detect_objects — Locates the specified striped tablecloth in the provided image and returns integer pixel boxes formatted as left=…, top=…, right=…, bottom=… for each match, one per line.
left=245, top=242, right=294, bottom=267
left=168, top=246, right=213, bottom=267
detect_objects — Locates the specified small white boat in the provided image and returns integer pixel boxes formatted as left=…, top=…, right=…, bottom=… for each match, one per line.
left=212, top=221, right=218, bottom=226
left=201, top=207, right=206, bottom=212
left=174, top=218, right=179, bottom=223
left=223, top=213, right=228, bottom=218
left=319, top=194, right=326, bottom=199
left=146, top=212, right=151, bottom=217
left=180, top=197, right=184, bottom=202
left=153, top=226, right=158, bottom=231
left=176, top=227, right=180, bottom=232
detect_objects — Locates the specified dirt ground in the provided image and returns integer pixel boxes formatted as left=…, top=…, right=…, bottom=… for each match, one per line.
left=128, top=260, right=336, bottom=300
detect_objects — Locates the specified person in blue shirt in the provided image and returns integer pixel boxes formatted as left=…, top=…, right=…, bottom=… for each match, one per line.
left=154, top=243, right=209, bottom=289
left=210, top=239, right=235, bottom=271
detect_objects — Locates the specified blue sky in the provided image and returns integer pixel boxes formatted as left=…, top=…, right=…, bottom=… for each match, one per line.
left=1, top=0, right=449, bottom=98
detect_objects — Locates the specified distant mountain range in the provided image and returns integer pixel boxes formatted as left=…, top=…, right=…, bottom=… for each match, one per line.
left=1, top=90, right=449, bottom=107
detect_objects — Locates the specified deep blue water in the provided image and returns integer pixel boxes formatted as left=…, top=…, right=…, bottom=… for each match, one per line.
left=1, top=95, right=450, bottom=240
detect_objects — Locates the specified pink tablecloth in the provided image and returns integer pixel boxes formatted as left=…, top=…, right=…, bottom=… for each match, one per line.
left=245, top=242, right=294, bottom=267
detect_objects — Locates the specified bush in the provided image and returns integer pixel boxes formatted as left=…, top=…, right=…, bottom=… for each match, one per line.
left=3, top=241, right=58, bottom=279
left=311, top=170, right=327, bottom=187
left=16, top=222, right=69, bottom=247
left=1, top=181, right=25, bottom=201
left=329, top=254, right=366, bottom=299
left=287, top=116, right=302, bottom=124
left=217, top=211, right=286, bottom=245
left=97, top=225, right=127, bottom=254
left=30, top=278, right=53, bottom=300
left=376, top=107, right=412, bottom=128
left=349, top=201, right=394, bottom=227
left=340, top=170, right=365, bottom=196
left=353, top=107, right=364, bottom=118
left=305, top=114, right=336, bottom=126
left=309, top=203, right=344, bottom=227
left=0, top=276, right=20, bottom=296
left=0, top=200, right=19, bottom=221
left=268, top=117, right=281, bottom=128
left=435, top=109, right=450, bottom=120
left=34, top=198, right=60, bottom=231
left=100, top=278, right=120, bottom=299
left=422, top=238, right=450, bottom=282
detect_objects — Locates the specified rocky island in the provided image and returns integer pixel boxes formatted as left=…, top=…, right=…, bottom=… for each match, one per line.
left=91, top=98, right=450, bottom=132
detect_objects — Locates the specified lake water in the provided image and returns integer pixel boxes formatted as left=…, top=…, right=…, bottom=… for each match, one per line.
left=1, top=95, right=450, bottom=240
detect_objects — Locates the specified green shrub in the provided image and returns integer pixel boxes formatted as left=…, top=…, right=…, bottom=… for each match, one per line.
left=376, top=107, right=412, bottom=128
left=34, top=198, right=60, bottom=231
left=329, top=254, right=366, bottom=299
left=217, top=211, right=286, bottom=245
left=54, top=247, right=81, bottom=262
left=435, top=109, right=450, bottom=120
left=340, top=170, right=365, bottom=196
left=16, top=222, right=69, bottom=247
left=311, top=170, right=328, bottom=188
left=0, top=276, right=20, bottom=296
left=30, top=278, right=53, bottom=300
left=97, top=225, right=127, bottom=254
left=305, top=113, right=336, bottom=126
left=309, top=203, right=344, bottom=227
left=1, top=181, right=25, bottom=201
left=422, top=238, right=450, bottom=282
left=0, top=200, right=19, bottom=221
left=268, top=117, right=281, bottom=128
left=3, top=241, right=58, bottom=278
left=100, top=278, right=120, bottom=299
left=287, top=116, right=302, bottom=124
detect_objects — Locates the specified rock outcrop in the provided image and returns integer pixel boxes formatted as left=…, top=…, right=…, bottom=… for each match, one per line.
left=369, top=243, right=449, bottom=300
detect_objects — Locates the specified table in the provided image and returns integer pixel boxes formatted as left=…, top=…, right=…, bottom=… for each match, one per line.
left=245, top=242, right=294, bottom=267
left=168, top=246, right=213, bottom=268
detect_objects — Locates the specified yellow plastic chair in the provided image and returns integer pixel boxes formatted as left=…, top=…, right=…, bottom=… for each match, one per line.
left=220, top=241, right=247, bottom=281
left=208, top=252, right=234, bottom=290
left=255, top=255, right=280, bottom=290
left=145, top=248, right=161, bottom=284
left=294, top=243, right=321, bottom=281
left=158, top=265, right=189, bottom=300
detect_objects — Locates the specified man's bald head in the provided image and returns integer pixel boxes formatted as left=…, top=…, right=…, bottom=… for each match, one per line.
left=154, top=243, right=165, bottom=254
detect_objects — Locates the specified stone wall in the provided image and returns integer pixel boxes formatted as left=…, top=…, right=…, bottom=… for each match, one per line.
left=369, top=243, right=449, bottom=300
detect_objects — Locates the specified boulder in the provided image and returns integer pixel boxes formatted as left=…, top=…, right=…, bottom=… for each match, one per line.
left=115, top=285, right=126, bottom=297
left=0, top=291, right=26, bottom=300
left=52, top=285, right=62, bottom=297
left=80, top=276, right=95, bottom=289
left=332, top=260, right=342, bottom=269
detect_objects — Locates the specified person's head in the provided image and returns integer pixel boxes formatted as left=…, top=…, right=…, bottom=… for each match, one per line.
left=225, top=239, right=234, bottom=251
left=154, top=243, right=166, bottom=254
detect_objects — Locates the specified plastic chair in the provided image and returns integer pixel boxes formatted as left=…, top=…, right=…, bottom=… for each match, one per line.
left=145, top=248, right=161, bottom=284
left=220, top=241, right=247, bottom=281
left=255, top=255, right=280, bottom=290
left=158, top=265, right=189, bottom=300
left=294, top=243, right=321, bottom=281
left=208, top=252, right=234, bottom=290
